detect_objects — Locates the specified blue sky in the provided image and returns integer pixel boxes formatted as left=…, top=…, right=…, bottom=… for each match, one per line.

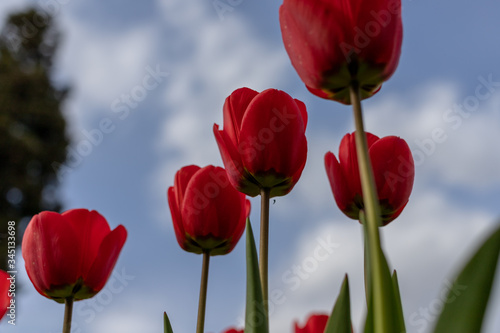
left=1, top=0, right=500, bottom=332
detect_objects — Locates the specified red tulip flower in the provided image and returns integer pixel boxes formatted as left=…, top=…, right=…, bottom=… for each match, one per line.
left=325, top=132, right=414, bottom=225
left=214, top=87, right=308, bottom=198
left=168, top=165, right=250, bottom=255
left=280, top=0, right=403, bottom=104
left=0, top=270, right=11, bottom=321
left=22, top=209, right=127, bottom=303
left=295, top=314, right=329, bottom=333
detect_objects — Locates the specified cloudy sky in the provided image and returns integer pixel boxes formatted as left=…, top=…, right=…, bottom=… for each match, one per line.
left=1, top=0, right=500, bottom=332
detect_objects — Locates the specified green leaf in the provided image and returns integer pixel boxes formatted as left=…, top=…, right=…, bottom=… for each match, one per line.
left=244, top=219, right=269, bottom=333
left=363, top=301, right=374, bottom=333
left=164, top=312, right=174, bottom=333
left=391, top=270, right=406, bottom=333
left=432, top=224, right=500, bottom=333
left=324, top=275, right=352, bottom=333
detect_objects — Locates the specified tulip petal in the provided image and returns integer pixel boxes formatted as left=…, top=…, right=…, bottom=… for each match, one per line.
left=239, top=89, right=307, bottom=185
left=63, top=209, right=111, bottom=279
left=369, top=136, right=414, bottom=221
left=174, top=165, right=201, bottom=209
left=338, top=132, right=379, bottom=202
left=22, top=211, right=81, bottom=293
left=280, top=1, right=353, bottom=90
left=181, top=166, right=247, bottom=254
left=338, top=134, right=361, bottom=202
left=168, top=165, right=202, bottom=251
left=214, top=124, right=261, bottom=197
left=354, top=0, right=403, bottom=80
left=294, top=98, right=308, bottom=130
left=83, top=225, right=127, bottom=296
left=222, top=87, right=259, bottom=145
left=172, top=166, right=201, bottom=238
left=226, top=198, right=250, bottom=254
left=280, top=0, right=402, bottom=104
left=325, top=152, right=349, bottom=212
left=168, top=186, right=187, bottom=251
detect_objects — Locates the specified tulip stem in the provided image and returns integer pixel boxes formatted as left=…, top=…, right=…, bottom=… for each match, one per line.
left=349, top=82, right=387, bottom=332
left=350, top=82, right=383, bottom=226
left=196, top=251, right=210, bottom=333
left=259, top=187, right=271, bottom=319
left=62, top=297, right=73, bottom=333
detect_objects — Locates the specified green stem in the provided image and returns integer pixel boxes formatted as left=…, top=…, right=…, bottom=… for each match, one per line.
left=350, top=82, right=387, bottom=333
left=62, top=297, right=73, bottom=333
left=196, top=251, right=210, bottom=333
left=259, top=187, right=270, bottom=317
left=350, top=82, right=382, bottom=228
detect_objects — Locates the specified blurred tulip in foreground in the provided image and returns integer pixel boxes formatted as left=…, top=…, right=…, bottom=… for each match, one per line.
left=280, top=0, right=403, bottom=104
left=295, top=314, right=329, bottom=333
left=214, top=87, right=308, bottom=197
left=168, top=165, right=250, bottom=255
left=325, top=132, right=414, bottom=225
left=0, top=270, right=11, bottom=321
left=221, top=328, right=243, bottom=333
left=22, top=209, right=127, bottom=303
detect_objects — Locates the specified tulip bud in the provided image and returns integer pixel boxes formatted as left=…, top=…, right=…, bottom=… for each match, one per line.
left=167, top=165, right=250, bottom=256
left=214, top=87, right=308, bottom=197
left=21, top=209, right=127, bottom=303
left=280, top=0, right=403, bottom=104
left=325, top=132, right=414, bottom=225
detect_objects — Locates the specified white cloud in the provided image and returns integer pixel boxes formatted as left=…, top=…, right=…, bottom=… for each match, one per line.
left=150, top=0, right=290, bottom=224
left=365, top=80, right=500, bottom=191
left=266, top=186, right=498, bottom=333
left=268, top=220, right=364, bottom=333
left=10, top=1, right=497, bottom=332
left=93, top=302, right=161, bottom=333
left=56, top=13, right=158, bottom=134
left=252, top=80, right=500, bottom=332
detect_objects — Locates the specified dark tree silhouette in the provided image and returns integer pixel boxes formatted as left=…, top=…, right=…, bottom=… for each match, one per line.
left=0, top=8, right=69, bottom=271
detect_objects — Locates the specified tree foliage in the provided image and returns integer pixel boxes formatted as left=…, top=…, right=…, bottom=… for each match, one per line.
left=0, top=8, right=69, bottom=270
